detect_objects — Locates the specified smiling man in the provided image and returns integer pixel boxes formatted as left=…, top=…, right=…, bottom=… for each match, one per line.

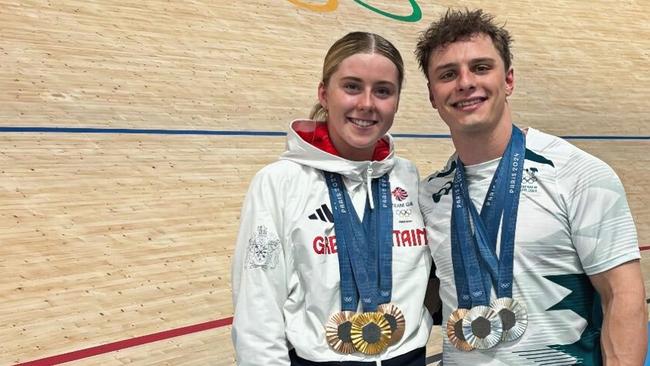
left=415, top=9, right=647, bottom=365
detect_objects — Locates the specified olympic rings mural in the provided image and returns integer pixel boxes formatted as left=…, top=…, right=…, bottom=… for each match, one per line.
left=287, top=0, right=422, bottom=22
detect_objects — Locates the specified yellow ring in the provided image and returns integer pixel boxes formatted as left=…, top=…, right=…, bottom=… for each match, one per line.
left=287, top=0, right=338, bottom=12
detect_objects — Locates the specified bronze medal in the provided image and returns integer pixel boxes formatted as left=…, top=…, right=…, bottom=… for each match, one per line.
left=350, top=312, right=392, bottom=355
left=325, top=311, right=356, bottom=354
left=490, top=297, right=527, bottom=342
left=377, top=303, right=405, bottom=346
left=462, top=305, right=503, bottom=349
left=446, top=308, right=474, bottom=351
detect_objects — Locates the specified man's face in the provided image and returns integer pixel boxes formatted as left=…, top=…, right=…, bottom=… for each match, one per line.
left=426, top=34, right=514, bottom=136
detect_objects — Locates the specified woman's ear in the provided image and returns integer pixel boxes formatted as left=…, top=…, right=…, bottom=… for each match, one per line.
left=317, top=81, right=328, bottom=110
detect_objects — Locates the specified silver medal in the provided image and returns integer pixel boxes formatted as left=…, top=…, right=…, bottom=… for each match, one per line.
left=462, top=305, right=503, bottom=349
left=490, top=297, right=527, bottom=342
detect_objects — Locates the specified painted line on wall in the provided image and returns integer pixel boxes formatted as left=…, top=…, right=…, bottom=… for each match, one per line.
left=0, top=126, right=287, bottom=137
left=0, top=126, right=649, bottom=140
left=16, top=244, right=650, bottom=365
left=559, top=135, right=650, bottom=140
left=16, top=318, right=233, bottom=365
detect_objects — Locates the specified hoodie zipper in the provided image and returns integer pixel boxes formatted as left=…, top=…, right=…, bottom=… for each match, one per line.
left=368, top=164, right=383, bottom=366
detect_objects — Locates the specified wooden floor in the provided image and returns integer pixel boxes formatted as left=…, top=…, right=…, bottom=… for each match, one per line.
left=0, top=1, right=648, bottom=365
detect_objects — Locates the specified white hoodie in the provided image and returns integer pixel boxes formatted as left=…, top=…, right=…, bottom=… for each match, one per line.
left=231, top=120, right=432, bottom=365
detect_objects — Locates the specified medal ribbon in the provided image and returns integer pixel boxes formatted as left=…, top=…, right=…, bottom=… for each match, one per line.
left=451, top=170, right=490, bottom=307
left=325, top=172, right=393, bottom=312
left=451, top=125, right=526, bottom=306
left=494, top=126, right=525, bottom=298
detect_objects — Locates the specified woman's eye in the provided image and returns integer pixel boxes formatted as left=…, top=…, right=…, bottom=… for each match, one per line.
left=344, top=83, right=361, bottom=92
left=375, top=87, right=392, bottom=97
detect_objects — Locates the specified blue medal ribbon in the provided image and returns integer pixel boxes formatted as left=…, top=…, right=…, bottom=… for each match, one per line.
left=450, top=126, right=526, bottom=307
left=495, top=128, right=525, bottom=297
left=451, top=170, right=490, bottom=307
left=325, top=172, right=393, bottom=312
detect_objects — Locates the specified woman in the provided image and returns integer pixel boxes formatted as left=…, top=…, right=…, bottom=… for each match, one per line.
left=231, top=32, right=432, bottom=365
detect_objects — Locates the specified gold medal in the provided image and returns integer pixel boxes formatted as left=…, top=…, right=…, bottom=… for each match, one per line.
left=490, top=297, right=527, bottom=342
left=350, top=312, right=392, bottom=355
left=462, top=305, right=503, bottom=350
left=325, top=311, right=356, bottom=354
left=446, top=308, right=474, bottom=351
left=377, top=303, right=405, bottom=346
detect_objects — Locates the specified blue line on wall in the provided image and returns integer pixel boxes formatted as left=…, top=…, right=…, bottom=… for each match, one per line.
left=560, top=135, right=649, bottom=140
left=0, top=126, right=287, bottom=136
left=0, top=126, right=648, bottom=140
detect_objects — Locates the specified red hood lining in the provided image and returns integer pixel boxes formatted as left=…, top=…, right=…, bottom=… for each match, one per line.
left=295, top=123, right=389, bottom=161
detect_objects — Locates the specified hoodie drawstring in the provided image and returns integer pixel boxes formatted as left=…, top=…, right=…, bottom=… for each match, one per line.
left=366, top=165, right=374, bottom=210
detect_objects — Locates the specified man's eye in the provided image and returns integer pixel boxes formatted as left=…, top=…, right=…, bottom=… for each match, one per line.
left=439, top=71, right=455, bottom=80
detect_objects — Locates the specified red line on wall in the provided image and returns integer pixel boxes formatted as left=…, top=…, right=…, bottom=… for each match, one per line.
left=16, top=317, right=233, bottom=365
left=13, top=243, right=650, bottom=365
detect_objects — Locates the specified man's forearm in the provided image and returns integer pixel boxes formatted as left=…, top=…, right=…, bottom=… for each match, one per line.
left=595, top=261, right=648, bottom=365
left=601, top=295, right=647, bottom=365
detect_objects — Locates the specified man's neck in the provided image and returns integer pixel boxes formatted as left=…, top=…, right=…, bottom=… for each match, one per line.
left=452, top=121, right=513, bottom=166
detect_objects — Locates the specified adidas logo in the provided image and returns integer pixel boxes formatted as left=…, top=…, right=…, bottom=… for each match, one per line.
left=308, top=204, right=333, bottom=223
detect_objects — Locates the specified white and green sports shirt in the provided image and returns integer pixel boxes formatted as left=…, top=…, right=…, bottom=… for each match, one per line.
left=420, top=127, right=640, bottom=365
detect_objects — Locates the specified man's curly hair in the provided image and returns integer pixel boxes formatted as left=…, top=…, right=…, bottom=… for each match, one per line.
left=415, top=9, right=513, bottom=79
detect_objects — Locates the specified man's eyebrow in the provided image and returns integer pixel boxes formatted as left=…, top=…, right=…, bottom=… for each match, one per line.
left=432, top=62, right=457, bottom=73
left=470, top=57, right=497, bottom=65
left=432, top=57, right=497, bottom=73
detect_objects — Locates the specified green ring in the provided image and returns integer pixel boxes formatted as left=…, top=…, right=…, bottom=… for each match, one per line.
left=352, top=0, right=422, bottom=22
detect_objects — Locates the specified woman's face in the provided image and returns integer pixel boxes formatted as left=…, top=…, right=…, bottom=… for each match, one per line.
left=318, top=52, right=400, bottom=161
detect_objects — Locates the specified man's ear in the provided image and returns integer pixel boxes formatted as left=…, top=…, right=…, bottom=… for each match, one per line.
left=505, top=68, right=515, bottom=96
left=428, top=82, right=437, bottom=109
left=317, top=81, right=327, bottom=110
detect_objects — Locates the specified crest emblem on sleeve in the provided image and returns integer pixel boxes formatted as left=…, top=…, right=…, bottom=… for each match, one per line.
left=246, top=225, right=281, bottom=269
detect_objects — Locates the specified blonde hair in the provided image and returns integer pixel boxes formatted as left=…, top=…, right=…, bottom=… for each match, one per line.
left=310, top=32, right=404, bottom=121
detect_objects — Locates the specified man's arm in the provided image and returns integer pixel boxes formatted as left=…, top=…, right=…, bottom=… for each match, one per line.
left=590, top=259, right=647, bottom=366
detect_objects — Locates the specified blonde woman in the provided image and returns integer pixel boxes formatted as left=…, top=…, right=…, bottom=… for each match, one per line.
left=231, top=32, right=432, bottom=365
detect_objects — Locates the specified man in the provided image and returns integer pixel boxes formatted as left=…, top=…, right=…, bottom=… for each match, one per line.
left=416, top=9, right=647, bottom=365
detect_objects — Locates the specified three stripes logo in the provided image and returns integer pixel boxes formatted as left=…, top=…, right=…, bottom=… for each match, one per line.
left=308, top=204, right=334, bottom=223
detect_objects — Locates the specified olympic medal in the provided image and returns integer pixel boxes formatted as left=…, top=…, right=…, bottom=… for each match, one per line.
left=325, top=311, right=356, bottom=354
left=377, top=303, right=405, bottom=346
left=446, top=308, right=474, bottom=351
left=462, top=305, right=503, bottom=349
left=350, top=312, right=392, bottom=355
left=490, top=297, right=527, bottom=342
